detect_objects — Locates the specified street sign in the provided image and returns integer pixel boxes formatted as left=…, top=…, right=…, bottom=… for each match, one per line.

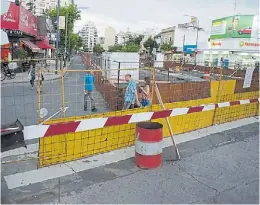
left=183, top=45, right=197, bottom=54
left=59, top=16, right=65, bottom=29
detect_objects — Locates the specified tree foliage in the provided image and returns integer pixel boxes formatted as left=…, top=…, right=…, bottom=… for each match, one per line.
left=69, top=33, right=82, bottom=52
left=46, top=4, right=81, bottom=53
left=108, top=35, right=142, bottom=52
left=143, top=37, right=158, bottom=54
left=93, top=44, right=105, bottom=54
left=161, top=41, right=174, bottom=52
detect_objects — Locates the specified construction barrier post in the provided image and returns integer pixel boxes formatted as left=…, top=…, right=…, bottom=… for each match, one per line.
left=135, top=122, right=163, bottom=169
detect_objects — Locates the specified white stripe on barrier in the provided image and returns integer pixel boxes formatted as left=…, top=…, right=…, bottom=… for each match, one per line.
left=239, top=99, right=250, bottom=105
left=218, top=102, right=231, bottom=108
left=135, top=140, right=162, bottom=156
left=170, top=108, right=189, bottom=117
left=76, top=117, right=108, bottom=132
left=202, top=104, right=216, bottom=111
left=23, top=125, right=49, bottom=141
left=129, top=112, right=154, bottom=123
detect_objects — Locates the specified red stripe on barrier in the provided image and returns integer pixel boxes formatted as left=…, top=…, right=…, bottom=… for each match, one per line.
left=104, top=115, right=132, bottom=127
left=250, top=99, right=258, bottom=103
left=151, top=110, right=172, bottom=119
left=230, top=101, right=240, bottom=106
left=44, top=121, right=80, bottom=137
left=188, top=106, right=204, bottom=113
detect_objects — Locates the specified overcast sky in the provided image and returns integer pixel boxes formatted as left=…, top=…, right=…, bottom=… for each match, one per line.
left=74, top=0, right=259, bottom=36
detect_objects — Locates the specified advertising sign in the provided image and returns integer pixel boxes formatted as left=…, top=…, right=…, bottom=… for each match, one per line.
left=19, top=6, right=38, bottom=37
left=183, top=45, right=197, bottom=54
left=0, top=2, right=19, bottom=30
left=59, top=16, right=65, bottom=29
left=210, top=15, right=256, bottom=39
left=243, top=67, right=255, bottom=88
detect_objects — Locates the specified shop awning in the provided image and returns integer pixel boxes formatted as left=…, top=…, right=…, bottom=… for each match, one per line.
left=22, top=40, right=41, bottom=52
left=37, top=40, right=56, bottom=50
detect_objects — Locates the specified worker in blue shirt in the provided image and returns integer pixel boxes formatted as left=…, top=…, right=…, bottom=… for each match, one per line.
left=84, top=71, right=98, bottom=112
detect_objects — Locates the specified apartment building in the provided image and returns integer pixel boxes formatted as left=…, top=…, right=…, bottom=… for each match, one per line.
left=79, top=22, right=98, bottom=52
left=115, top=31, right=135, bottom=45
left=103, top=27, right=116, bottom=51
left=21, top=0, right=72, bottom=16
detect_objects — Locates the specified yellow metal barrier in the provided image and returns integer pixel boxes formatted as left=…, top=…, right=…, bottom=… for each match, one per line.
left=37, top=61, right=259, bottom=167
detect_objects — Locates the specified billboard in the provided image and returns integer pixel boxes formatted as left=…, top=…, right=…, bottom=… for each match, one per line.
left=183, top=45, right=197, bottom=54
left=210, top=15, right=259, bottom=39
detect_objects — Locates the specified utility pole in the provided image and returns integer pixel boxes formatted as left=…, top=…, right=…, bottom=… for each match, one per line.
left=195, top=18, right=199, bottom=66
left=64, top=12, right=68, bottom=67
left=55, top=0, right=60, bottom=74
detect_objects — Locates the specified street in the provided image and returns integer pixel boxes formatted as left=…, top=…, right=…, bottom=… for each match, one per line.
left=1, top=55, right=108, bottom=126
left=1, top=119, right=259, bottom=204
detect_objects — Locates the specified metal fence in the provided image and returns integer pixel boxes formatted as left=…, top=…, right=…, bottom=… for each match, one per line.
left=1, top=54, right=259, bottom=166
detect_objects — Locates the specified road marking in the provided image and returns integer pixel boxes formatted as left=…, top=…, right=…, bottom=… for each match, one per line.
left=3, top=117, right=258, bottom=189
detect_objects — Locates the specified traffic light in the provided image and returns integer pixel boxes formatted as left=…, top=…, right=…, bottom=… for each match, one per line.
left=15, top=0, right=20, bottom=6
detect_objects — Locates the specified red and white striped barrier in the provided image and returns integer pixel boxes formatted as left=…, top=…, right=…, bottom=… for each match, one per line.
left=135, top=122, right=163, bottom=168
left=23, top=98, right=259, bottom=140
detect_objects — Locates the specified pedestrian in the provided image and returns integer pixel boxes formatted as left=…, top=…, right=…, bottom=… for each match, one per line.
left=84, top=70, right=98, bottom=112
left=123, top=74, right=140, bottom=110
left=28, top=62, right=36, bottom=90
left=140, top=76, right=151, bottom=107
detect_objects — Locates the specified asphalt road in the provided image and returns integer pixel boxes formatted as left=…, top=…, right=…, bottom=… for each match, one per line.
left=1, top=55, right=108, bottom=126
left=1, top=122, right=259, bottom=204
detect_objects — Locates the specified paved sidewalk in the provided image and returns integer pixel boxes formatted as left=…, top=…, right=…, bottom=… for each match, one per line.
left=1, top=60, right=71, bottom=84
left=1, top=119, right=259, bottom=204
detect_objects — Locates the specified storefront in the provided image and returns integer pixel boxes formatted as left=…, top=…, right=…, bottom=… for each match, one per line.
left=0, top=2, right=55, bottom=61
left=196, top=14, right=260, bottom=69
left=197, top=38, right=260, bottom=68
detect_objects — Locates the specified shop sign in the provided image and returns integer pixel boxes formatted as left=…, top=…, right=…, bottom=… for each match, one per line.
left=2, top=29, right=24, bottom=36
left=183, top=45, right=197, bottom=54
left=211, top=41, right=221, bottom=47
left=19, top=6, right=38, bottom=37
left=239, top=41, right=260, bottom=47
left=0, top=2, right=19, bottom=30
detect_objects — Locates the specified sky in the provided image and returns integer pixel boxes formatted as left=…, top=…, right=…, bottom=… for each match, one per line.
left=74, top=0, right=259, bottom=36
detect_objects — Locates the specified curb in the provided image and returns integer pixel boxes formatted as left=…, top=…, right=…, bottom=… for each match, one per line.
left=1, top=61, right=72, bottom=85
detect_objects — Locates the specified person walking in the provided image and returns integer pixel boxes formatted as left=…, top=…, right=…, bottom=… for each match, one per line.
left=28, top=62, right=36, bottom=90
left=84, top=70, right=98, bottom=112
left=123, top=74, right=140, bottom=110
left=140, top=76, right=151, bottom=107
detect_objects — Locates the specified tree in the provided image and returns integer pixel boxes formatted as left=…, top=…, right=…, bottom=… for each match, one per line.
left=108, top=44, right=123, bottom=52
left=93, top=44, right=105, bottom=54
left=126, top=35, right=143, bottom=46
left=69, top=33, right=82, bottom=52
left=161, top=41, right=173, bottom=52
left=122, top=43, right=140, bottom=52
left=143, top=37, right=158, bottom=54
left=46, top=4, right=81, bottom=52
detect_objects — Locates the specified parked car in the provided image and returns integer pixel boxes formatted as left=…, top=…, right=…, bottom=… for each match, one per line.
left=238, top=27, right=252, bottom=35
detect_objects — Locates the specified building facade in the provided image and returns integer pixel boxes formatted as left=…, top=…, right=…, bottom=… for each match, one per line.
left=115, top=31, right=135, bottom=45
left=103, top=27, right=116, bottom=50
left=79, top=22, right=98, bottom=52
left=197, top=15, right=260, bottom=68
left=21, top=0, right=72, bottom=16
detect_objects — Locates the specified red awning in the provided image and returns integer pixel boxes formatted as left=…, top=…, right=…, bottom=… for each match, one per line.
left=22, top=40, right=41, bottom=52
left=37, top=40, right=56, bottom=50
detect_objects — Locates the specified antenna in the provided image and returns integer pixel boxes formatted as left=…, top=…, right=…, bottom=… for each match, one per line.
left=234, top=0, right=236, bottom=13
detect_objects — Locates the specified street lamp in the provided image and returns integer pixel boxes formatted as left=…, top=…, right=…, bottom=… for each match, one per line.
left=184, top=14, right=200, bottom=65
